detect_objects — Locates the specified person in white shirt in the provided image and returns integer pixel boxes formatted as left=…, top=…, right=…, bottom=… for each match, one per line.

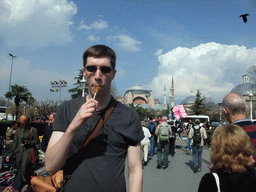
left=141, top=121, right=151, bottom=166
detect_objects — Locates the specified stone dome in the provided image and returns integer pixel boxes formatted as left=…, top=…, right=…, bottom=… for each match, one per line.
left=125, top=84, right=151, bottom=95
left=181, top=96, right=196, bottom=105
left=230, top=75, right=256, bottom=96
left=230, top=82, right=256, bottom=96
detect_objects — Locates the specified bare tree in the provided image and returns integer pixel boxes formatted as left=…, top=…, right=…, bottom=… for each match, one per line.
left=204, top=97, right=219, bottom=122
left=33, top=99, right=60, bottom=121
left=204, top=97, right=218, bottom=113
left=0, top=97, right=7, bottom=106
left=5, top=103, right=22, bottom=120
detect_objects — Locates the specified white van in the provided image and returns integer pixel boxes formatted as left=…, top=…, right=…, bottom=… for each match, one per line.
left=182, top=115, right=210, bottom=127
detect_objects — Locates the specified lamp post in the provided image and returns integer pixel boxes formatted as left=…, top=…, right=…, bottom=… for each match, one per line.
left=50, top=80, right=67, bottom=101
left=80, top=76, right=87, bottom=97
left=249, top=92, right=253, bottom=121
left=8, top=53, right=17, bottom=107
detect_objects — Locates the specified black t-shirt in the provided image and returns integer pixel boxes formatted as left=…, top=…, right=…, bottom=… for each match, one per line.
left=198, top=168, right=256, bottom=192
left=52, top=97, right=144, bottom=192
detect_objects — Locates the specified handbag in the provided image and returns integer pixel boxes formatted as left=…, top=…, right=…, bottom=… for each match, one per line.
left=31, top=98, right=118, bottom=192
left=30, top=127, right=39, bottom=164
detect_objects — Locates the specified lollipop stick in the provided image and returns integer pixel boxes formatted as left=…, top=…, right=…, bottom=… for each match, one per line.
left=93, top=92, right=97, bottom=99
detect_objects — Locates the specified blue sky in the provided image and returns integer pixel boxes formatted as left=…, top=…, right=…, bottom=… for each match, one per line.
left=1, top=0, right=256, bottom=105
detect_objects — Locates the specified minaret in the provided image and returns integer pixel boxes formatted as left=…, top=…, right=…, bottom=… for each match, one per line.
left=171, top=76, right=174, bottom=107
left=164, top=84, right=167, bottom=109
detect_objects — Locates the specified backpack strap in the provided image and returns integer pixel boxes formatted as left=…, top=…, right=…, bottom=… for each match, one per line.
left=62, top=97, right=118, bottom=184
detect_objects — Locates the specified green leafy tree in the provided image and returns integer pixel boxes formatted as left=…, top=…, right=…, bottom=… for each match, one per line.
left=190, top=90, right=206, bottom=115
left=5, top=84, right=34, bottom=120
left=159, top=104, right=172, bottom=117
left=128, top=104, right=150, bottom=120
left=68, top=69, right=87, bottom=99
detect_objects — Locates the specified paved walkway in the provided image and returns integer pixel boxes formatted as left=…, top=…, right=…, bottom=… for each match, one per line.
left=175, top=138, right=211, bottom=165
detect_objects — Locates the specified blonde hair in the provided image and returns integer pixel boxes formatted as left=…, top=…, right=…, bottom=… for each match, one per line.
left=210, top=124, right=253, bottom=173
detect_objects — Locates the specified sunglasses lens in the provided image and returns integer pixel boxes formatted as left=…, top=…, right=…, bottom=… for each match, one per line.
left=86, top=66, right=97, bottom=72
left=86, top=66, right=112, bottom=73
left=100, top=67, right=112, bottom=73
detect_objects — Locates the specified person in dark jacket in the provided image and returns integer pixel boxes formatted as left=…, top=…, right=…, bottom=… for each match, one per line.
left=41, top=113, right=55, bottom=152
left=168, top=121, right=177, bottom=157
left=6, top=116, right=39, bottom=192
left=198, top=124, right=256, bottom=192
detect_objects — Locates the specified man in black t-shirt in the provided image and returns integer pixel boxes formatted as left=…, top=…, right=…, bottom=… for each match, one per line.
left=45, top=45, right=144, bottom=192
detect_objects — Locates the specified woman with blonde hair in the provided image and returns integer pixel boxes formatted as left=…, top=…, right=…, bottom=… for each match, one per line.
left=198, top=124, right=256, bottom=192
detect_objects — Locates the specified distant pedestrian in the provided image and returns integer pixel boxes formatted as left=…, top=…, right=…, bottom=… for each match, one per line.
left=185, top=118, right=194, bottom=152
left=141, top=121, right=151, bottom=166
left=168, top=121, right=177, bottom=157
left=146, top=116, right=157, bottom=157
left=155, top=116, right=172, bottom=169
left=6, top=121, right=18, bottom=149
left=177, top=120, right=184, bottom=141
left=41, top=112, right=55, bottom=152
left=189, top=119, right=207, bottom=173
left=6, top=116, right=39, bottom=191
left=198, top=124, right=256, bottom=192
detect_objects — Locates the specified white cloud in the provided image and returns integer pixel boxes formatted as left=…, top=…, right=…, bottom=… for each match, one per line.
left=77, top=20, right=108, bottom=30
left=87, top=35, right=100, bottom=41
left=155, top=49, right=163, bottom=56
left=0, top=0, right=77, bottom=48
left=91, top=20, right=108, bottom=30
left=150, top=42, right=256, bottom=103
left=107, top=35, right=141, bottom=52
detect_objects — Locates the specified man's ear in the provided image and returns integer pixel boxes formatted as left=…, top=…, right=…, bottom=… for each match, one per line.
left=82, top=67, right=86, bottom=78
left=111, top=69, right=116, bottom=80
left=222, top=107, right=228, bottom=115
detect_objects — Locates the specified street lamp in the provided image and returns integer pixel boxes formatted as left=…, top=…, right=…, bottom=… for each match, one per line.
left=80, top=76, right=87, bottom=97
left=249, top=91, right=253, bottom=121
left=50, top=80, right=67, bottom=101
left=8, top=53, right=17, bottom=107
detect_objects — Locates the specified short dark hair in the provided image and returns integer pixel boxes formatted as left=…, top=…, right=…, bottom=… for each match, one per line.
left=83, top=45, right=116, bottom=69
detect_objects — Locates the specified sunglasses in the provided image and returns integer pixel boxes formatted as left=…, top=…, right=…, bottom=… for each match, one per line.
left=85, top=65, right=113, bottom=74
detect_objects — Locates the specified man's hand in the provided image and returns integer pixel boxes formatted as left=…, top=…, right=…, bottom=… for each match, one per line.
left=69, top=99, right=98, bottom=133
left=6, top=156, right=9, bottom=162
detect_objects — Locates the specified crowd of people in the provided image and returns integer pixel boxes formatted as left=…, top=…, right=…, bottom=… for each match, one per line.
left=1, top=45, right=256, bottom=192
left=141, top=115, right=208, bottom=173
left=0, top=114, right=56, bottom=191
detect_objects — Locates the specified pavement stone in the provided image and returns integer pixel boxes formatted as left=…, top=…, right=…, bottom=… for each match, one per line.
left=175, top=139, right=211, bottom=165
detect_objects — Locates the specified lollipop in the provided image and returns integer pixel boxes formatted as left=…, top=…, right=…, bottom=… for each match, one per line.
left=93, top=85, right=100, bottom=99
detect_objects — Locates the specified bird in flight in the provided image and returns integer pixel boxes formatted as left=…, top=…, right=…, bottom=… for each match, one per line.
left=240, top=14, right=249, bottom=23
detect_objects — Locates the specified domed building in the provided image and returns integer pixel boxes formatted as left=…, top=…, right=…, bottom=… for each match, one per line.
left=181, top=91, right=196, bottom=115
left=116, top=80, right=175, bottom=110
left=230, top=75, right=256, bottom=119
left=123, top=84, right=155, bottom=106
